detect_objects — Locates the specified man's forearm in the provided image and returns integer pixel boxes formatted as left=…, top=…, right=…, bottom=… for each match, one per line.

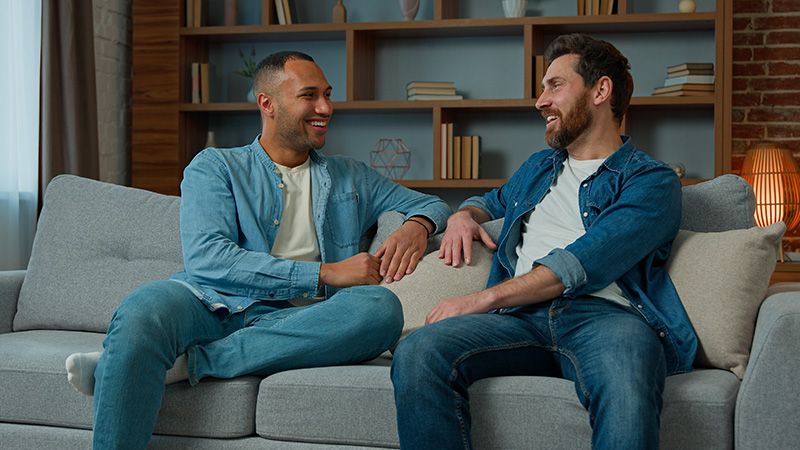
left=483, top=264, right=566, bottom=310
left=455, top=206, right=492, bottom=225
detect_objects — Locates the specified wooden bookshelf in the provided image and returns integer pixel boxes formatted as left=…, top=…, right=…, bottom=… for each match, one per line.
left=132, top=0, right=732, bottom=195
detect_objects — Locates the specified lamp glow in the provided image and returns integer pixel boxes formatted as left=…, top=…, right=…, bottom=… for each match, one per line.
left=739, top=142, right=800, bottom=233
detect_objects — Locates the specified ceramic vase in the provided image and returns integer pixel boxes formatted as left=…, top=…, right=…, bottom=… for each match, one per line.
left=678, top=0, right=696, bottom=13
left=332, top=0, right=346, bottom=23
left=502, top=0, right=527, bottom=18
left=247, top=88, right=256, bottom=103
left=399, top=0, right=420, bottom=21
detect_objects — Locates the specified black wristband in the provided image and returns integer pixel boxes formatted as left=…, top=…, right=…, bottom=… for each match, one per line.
left=403, top=217, right=431, bottom=238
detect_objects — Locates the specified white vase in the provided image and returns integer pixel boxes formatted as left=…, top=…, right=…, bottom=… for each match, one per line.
left=678, top=0, right=696, bottom=13
left=502, top=0, right=527, bottom=18
left=399, top=0, right=419, bottom=21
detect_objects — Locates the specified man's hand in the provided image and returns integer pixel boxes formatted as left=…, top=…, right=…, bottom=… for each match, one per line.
left=425, top=291, right=494, bottom=325
left=319, top=252, right=382, bottom=288
left=438, top=208, right=497, bottom=267
left=374, top=217, right=431, bottom=283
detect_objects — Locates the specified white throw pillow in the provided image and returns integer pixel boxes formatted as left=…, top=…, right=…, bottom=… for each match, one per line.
left=666, top=222, right=785, bottom=378
left=380, top=243, right=494, bottom=348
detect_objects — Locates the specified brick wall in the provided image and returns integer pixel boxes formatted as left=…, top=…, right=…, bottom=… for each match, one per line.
left=732, top=0, right=800, bottom=243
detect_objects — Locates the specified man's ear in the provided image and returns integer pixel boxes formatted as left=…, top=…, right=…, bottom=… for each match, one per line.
left=593, top=76, right=613, bottom=106
left=258, top=92, right=276, bottom=117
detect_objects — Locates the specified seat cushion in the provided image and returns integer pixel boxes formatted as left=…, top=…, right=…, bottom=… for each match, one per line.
left=0, top=330, right=260, bottom=439
left=257, top=365, right=738, bottom=449
left=14, top=175, right=184, bottom=333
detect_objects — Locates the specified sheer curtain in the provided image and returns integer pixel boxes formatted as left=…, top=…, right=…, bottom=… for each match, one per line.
left=0, top=1, right=41, bottom=270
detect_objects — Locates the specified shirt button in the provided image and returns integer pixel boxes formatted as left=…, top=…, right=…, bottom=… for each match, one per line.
left=637, top=304, right=644, bottom=309
left=583, top=212, right=588, bottom=218
left=274, top=219, right=280, bottom=225
left=302, top=292, right=309, bottom=298
left=583, top=183, right=588, bottom=188
left=278, top=183, right=285, bottom=189
left=237, top=306, right=243, bottom=310
left=659, top=331, right=666, bottom=338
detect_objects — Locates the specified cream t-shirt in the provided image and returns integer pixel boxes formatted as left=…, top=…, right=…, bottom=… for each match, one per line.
left=270, top=159, right=324, bottom=306
left=514, top=156, right=629, bottom=306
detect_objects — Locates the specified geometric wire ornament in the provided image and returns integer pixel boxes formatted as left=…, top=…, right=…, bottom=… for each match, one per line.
left=370, top=138, right=411, bottom=180
left=739, top=141, right=800, bottom=233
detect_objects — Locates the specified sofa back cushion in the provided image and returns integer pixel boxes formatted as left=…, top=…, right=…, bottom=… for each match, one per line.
left=14, top=175, right=184, bottom=333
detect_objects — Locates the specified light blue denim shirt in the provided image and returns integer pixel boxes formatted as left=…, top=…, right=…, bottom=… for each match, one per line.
left=460, top=136, right=697, bottom=375
left=171, top=137, right=452, bottom=317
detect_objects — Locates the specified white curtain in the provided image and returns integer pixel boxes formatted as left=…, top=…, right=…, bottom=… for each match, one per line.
left=0, top=0, right=42, bottom=270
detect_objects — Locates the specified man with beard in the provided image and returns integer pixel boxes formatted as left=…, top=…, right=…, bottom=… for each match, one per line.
left=65, top=51, right=451, bottom=449
left=391, top=34, right=695, bottom=450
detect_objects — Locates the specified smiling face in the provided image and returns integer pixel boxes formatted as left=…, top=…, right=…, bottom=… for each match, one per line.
left=536, top=54, right=594, bottom=151
left=273, top=59, right=332, bottom=153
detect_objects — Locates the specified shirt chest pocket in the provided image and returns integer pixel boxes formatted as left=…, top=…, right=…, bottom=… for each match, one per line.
left=326, top=191, right=362, bottom=248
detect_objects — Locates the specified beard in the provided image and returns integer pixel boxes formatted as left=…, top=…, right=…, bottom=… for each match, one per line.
left=544, top=91, right=593, bottom=150
left=274, top=107, right=326, bottom=152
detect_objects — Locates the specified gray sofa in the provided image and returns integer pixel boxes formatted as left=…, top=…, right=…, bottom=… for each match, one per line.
left=1, top=173, right=799, bottom=449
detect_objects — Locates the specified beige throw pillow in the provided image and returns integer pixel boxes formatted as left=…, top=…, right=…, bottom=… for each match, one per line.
left=666, top=222, right=785, bottom=378
left=381, top=243, right=494, bottom=347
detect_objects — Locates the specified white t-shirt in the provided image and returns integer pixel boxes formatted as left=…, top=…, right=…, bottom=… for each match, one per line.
left=514, top=157, right=629, bottom=306
left=270, top=159, right=324, bottom=306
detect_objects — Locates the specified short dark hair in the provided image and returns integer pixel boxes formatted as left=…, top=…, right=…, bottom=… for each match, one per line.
left=253, top=51, right=315, bottom=96
left=545, top=34, right=633, bottom=124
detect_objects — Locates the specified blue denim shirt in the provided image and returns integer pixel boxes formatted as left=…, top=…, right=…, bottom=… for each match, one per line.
left=171, top=137, right=452, bottom=317
left=461, top=136, right=697, bottom=375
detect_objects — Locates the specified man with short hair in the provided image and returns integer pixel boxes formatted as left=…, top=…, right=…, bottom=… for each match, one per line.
left=66, top=51, right=451, bottom=449
left=391, top=34, right=697, bottom=450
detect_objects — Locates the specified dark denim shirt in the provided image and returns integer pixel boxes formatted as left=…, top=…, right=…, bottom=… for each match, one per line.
left=171, top=137, right=452, bottom=318
left=460, top=136, right=697, bottom=375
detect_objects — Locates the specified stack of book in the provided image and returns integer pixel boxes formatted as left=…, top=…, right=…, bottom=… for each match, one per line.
left=407, top=81, right=463, bottom=101
left=440, top=123, right=480, bottom=180
left=653, top=62, right=715, bottom=97
left=578, top=0, right=616, bottom=15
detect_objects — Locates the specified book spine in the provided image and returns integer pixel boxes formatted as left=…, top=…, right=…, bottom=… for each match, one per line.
left=471, top=136, right=480, bottom=180
left=200, top=62, right=210, bottom=103
left=453, top=136, right=461, bottom=180
left=461, top=136, right=472, bottom=179
left=191, top=62, right=200, bottom=104
left=440, top=123, right=447, bottom=180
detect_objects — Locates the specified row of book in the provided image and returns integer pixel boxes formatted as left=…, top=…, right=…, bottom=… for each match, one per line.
left=190, top=62, right=215, bottom=104
left=653, top=62, right=714, bottom=97
left=407, top=81, right=463, bottom=101
left=185, top=0, right=208, bottom=27
left=440, top=123, right=480, bottom=180
left=274, top=0, right=297, bottom=25
left=578, top=0, right=616, bottom=15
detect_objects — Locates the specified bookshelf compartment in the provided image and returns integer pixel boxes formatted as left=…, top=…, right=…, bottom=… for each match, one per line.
left=134, top=0, right=731, bottom=196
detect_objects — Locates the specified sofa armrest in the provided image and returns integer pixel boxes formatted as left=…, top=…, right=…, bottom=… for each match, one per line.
left=0, top=270, right=25, bottom=334
left=735, top=287, right=800, bottom=449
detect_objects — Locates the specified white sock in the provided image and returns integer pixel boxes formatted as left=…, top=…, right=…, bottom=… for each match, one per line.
left=65, top=351, right=190, bottom=396
left=166, top=353, right=189, bottom=385
left=66, top=351, right=102, bottom=396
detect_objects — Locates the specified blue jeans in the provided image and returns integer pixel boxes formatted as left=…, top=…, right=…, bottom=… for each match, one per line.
left=391, top=297, right=666, bottom=450
left=92, top=280, right=402, bottom=450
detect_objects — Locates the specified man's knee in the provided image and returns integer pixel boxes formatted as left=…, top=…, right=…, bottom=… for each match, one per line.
left=109, top=280, right=196, bottom=339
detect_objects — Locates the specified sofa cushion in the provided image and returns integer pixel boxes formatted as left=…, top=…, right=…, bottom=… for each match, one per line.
left=680, top=174, right=756, bottom=232
left=0, top=329, right=261, bottom=439
left=380, top=245, right=493, bottom=346
left=14, top=175, right=184, bottom=333
left=257, top=364, right=739, bottom=449
left=370, top=212, right=503, bottom=344
left=666, top=222, right=784, bottom=378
